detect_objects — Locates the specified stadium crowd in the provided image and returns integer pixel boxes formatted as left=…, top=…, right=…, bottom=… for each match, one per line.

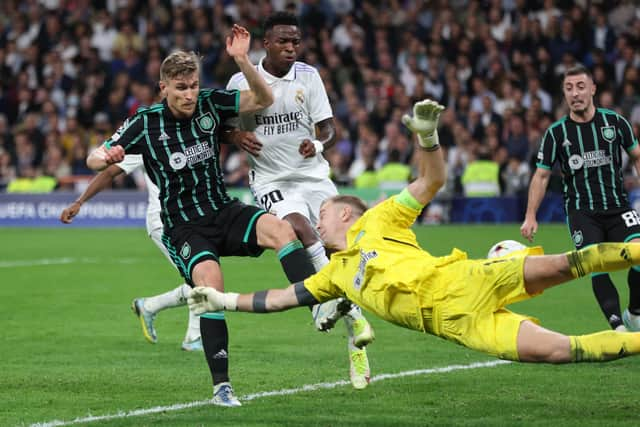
left=0, top=0, right=639, bottom=199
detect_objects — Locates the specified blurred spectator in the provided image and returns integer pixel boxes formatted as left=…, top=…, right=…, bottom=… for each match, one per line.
left=461, top=146, right=501, bottom=197
left=522, top=76, right=552, bottom=113
left=327, top=146, right=352, bottom=187
left=348, top=125, right=379, bottom=182
left=0, top=147, right=16, bottom=191
left=13, top=131, right=38, bottom=177
left=505, top=114, right=530, bottom=162
left=353, top=154, right=378, bottom=189
left=589, top=6, right=616, bottom=53
left=501, top=156, right=530, bottom=197
left=532, top=0, right=561, bottom=34
left=376, top=149, right=411, bottom=191
left=91, top=10, right=118, bottom=62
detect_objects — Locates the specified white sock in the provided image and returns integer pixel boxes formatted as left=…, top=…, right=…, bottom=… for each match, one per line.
left=143, top=283, right=190, bottom=313
left=306, top=241, right=329, bottom=272
left=184, top=309, right=201, bottom=342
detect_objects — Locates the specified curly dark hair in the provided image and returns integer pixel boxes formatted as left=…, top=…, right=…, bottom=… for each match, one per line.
left=263, top=11, right=299, bottom=35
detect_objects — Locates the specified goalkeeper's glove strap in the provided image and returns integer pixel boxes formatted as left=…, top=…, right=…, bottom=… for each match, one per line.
left=416, top=130, right=440, bottom=151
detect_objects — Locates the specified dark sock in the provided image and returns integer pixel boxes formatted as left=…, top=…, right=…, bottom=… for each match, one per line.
left=592, top=274, right=622, bottom=329
left=628, top=268, right=640, bottom=314
left=277, top=240, right=316, bottom=282
left=200, top=315, right=229, bottom=385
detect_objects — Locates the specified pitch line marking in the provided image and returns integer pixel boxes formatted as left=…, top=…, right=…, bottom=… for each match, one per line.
left=30, top=360, right=510, bottom=427
left=0, top=258, right=138, bottom=268
left=0, top=257, right=273, bottom=268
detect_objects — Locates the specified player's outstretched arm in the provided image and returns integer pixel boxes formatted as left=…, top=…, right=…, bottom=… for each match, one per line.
left=520, top=167, right=551, bottom=242
left=60, top=165, right=125, bottom=223
left=188, top=283, right=318, bottom=314
left=402, top=99, right=446, bottom=206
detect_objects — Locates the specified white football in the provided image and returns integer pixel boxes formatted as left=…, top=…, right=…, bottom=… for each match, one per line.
left=487, top=240, right=526, bottom=258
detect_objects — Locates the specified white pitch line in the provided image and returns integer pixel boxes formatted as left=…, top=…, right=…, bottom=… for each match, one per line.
left=0, top=258, right=145, bottom=268
left=30, top=360, right=510, bottom=427
left=0, top=257, right=274, bottom=268
left=0, top=258, right=84, bottom=268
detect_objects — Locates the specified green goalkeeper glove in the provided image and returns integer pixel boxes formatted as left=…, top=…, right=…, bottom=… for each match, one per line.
left=401, top=99, right=445, bottom=150
left=188, top=287, right=239, bottom=314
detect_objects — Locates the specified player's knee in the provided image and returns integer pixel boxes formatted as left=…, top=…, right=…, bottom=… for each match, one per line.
left=272, top=218, right=298, bottom=245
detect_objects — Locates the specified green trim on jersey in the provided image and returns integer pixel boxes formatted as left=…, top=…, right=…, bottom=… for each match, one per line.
left=395, top=189, right=425, bottom=210
left=596, top=107, right=618, bottom=116
left=136, top=103, right=164, bottom=114
left=161, top=234, right=187, bottom=277
left=549, top=116, right=567, bottom=129
left=575, top=120, right=595, bottom=210
left=591, top=121, right=619, bottom=207
left=164, top=120, right=189, bottom=222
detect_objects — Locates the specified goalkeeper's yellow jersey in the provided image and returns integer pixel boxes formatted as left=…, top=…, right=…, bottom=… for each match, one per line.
left=304, top=194, right=467, bottom=332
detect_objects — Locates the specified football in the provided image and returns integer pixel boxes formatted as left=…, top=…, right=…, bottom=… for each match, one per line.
left=487, top=240, right=527, bottom=258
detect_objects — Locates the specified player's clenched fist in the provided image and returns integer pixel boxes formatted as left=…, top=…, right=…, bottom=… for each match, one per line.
left=93, top=145, right=125, bottom=165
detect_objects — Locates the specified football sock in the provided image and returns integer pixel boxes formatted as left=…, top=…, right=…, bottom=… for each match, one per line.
left=278, top=239, right=316, bottom=282
left=184, top=309, right=201, bottom=343
left=200, top=314, right=229, bottom=385
left=627, top=268, right=640, bottom=314
left=591, top=274, right=623, bottom=329
left=566, top=243, right=640, bottom=278
left=569, top=331, right=640, bottom=362
left=143, top=283, right=190, bottom=313
left=306, top=241, right=329, bottom=272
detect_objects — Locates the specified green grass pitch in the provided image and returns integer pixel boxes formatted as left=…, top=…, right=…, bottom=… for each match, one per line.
left=1, top=224, right=638, bottom=426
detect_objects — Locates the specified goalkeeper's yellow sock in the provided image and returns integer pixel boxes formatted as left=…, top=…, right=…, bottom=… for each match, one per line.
left=570, top=331, right=640, bottom=362
left=566, top=243, right=640, bottom=278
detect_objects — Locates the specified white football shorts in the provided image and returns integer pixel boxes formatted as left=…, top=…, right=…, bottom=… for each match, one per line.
left=251, top=178, right=338, bottom=226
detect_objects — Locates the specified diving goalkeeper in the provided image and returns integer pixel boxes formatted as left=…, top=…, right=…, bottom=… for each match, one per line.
left=189, top=99, right=640, bottom=364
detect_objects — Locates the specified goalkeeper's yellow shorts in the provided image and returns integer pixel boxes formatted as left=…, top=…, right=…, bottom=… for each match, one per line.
left=424, top=256, right=540, bottom=361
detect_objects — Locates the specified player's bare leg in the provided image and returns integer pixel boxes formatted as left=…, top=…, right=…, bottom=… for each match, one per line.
left=516, top=320, right=640, bottom=363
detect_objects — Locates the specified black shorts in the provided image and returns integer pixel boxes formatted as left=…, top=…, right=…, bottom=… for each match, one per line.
left=161, top=200, right=267, bottom=285
left=567, top=207, right=640, bottom=248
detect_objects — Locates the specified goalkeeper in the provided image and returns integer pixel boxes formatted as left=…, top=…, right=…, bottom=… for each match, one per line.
left=189, top=99, right=640, bottom=364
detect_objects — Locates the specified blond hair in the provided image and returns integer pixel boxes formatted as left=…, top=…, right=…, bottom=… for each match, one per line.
left=324, top=195, right=368, bottom=218
left=160, top=51, right=200, bottom=82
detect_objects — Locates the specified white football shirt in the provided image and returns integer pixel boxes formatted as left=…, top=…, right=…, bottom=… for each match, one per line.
left=226, top=58, right=333, bottom=186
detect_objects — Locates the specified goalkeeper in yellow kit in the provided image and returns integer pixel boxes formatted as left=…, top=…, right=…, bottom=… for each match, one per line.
left=189, top=99, right=640, bottom=364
